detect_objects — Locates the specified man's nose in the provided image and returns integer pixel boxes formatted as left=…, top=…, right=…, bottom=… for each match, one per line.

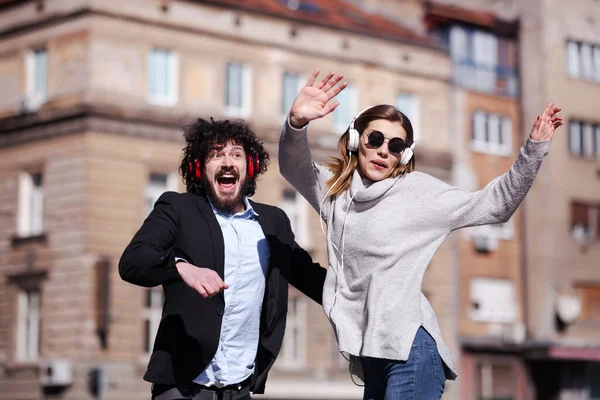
left=221, top=155, right=234, bottom=166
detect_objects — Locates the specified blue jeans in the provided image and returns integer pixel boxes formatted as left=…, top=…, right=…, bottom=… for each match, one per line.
left=360, top=327, right=446, bottom=400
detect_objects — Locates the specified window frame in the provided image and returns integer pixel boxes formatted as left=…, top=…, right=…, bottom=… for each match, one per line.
left=566, top=39, right=600, bottom=83
left=145, top=172, right=178, bottom=218
left=16, top=288, right=40, bottom=362
left=25, top=47, right=48, bottom=108
left=225, top=61, right=253, bottom=118
left=17, top=171, right=44, bottom=238
left=471, top=110, right=513, bottom=156
left=396, top=92, right=420, bottom=142
left=281, top=71, right=304, bottom=119
left=333, top=82, right=358, bottom=133
left=276, top=295, right=308, bottom=370
left=142, top=287, right=164, bottom=356
left=148, top=48, right=179, bottom=106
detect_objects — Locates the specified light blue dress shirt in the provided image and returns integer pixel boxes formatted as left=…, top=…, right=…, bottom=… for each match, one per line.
left=193, top=197, right=271, bottom=387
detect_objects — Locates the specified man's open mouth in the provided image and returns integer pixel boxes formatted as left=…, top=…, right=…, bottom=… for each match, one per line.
left=217, top=173, right=238, bottom=189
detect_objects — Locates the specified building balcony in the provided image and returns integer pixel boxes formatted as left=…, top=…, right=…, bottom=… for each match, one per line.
left=453, top=61, right=518, bottom=98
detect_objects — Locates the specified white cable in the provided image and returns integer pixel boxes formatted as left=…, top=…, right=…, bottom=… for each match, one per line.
left=319, top=153, right=353, bottom=238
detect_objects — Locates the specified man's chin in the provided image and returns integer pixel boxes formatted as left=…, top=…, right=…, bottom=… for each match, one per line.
left=212, top=187, right=244, bottom=213
left=203, top=176, right=247, bottom=213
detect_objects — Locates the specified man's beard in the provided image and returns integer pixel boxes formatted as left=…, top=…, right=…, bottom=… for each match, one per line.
left=202, top=171, right=247, bottom=214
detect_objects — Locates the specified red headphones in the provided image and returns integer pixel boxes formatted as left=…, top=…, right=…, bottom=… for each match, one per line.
left=189, top=154, right=260, bottom=181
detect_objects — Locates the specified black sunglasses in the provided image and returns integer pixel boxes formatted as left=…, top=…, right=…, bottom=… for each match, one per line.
left=364, top=131, right=407, bottom=154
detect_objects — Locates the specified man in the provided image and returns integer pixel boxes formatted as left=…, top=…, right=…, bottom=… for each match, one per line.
left=119, top=118, right=325, bottom=400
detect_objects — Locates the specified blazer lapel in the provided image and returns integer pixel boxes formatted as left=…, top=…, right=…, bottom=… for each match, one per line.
left=196, top=195, right=225, bottom=302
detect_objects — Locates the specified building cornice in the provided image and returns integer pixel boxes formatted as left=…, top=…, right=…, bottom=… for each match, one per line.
left=0, top=103, right=188, bottom=148
left=0, top=3, right=445, bottom=53
left=0, top=103, right=454, bottom=173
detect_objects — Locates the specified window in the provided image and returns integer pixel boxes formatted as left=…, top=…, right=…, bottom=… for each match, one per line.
left=280, top=189, right=310, bottom=248
left=279, top=0, right=322, bottom=13
left=333, top=82, right=357, bottom=132
left=469, top=278, right=516, bottom=323
left=16, top=289, right=40, bottom=362
left=475, top=361, right=517, bottom=400
left=145, top=173, right=177, bottom=218
left=282, top=72, right=303, bottom=117
left=559, top=362, right=600, bottom=400
left=471, top=111, right=512, bottom=155
left=569, top=120, right=600, bottom=159
left=277, top=295, right=307, bottom=369
left=566, top=40, right=600, bottom=83
left=148, top=49, right=178, bottom=106
left=17, top=172, right=44, bottom=237
left=143, top=288, right=164, bottom=355
left=25, top=47, right=48, bottom=108
left=570, top=201, right=599, bottom=242
left=449, top=26, right=517, bottom=97
left=225, top=62, right=252, bottom=117
left=396, top=92, right=420, bottom=142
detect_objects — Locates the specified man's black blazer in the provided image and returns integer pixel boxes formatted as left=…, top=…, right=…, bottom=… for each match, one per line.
left=118, top=191, right=325, bottom=394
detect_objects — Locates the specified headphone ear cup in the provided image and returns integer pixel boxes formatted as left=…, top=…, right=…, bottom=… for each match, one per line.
left=346, top=128, right=360, bottom=152
left=194, top=158, right=201, bottom=180
left=247, top=155, right=259, bottom=179
left=400, top=143, right=415, bottom=166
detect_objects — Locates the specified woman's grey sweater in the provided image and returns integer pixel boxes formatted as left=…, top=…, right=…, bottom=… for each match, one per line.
left=279, top=119, right=551, bottom=379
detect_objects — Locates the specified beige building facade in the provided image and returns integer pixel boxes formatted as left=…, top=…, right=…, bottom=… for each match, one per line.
left=0, top=1, right=455, bottom=399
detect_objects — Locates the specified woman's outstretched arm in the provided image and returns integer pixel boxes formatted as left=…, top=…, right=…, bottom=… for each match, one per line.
left=279, top=70, right=346, bottom=214
left=441, top=102, right=564, bottom=231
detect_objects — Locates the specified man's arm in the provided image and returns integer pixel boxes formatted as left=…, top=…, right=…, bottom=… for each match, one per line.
left=279, top=209, right=326, bottom=305
left=118, top=191, right=183, bottom=287
left=288, top=242, right=326, bottom=305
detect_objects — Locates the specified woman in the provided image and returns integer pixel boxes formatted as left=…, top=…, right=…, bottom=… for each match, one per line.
left=278, top=70, right=563, bottom=400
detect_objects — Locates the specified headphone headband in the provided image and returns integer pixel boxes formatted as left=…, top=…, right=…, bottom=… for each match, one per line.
left=347, top=106, right=377, bottom=153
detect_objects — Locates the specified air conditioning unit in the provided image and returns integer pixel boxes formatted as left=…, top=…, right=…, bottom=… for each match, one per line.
left=570, top=224, right=589, bottom=242
left=556, top=294, right=582, bottom=325
left=473, top=233, right=498, bottom=253
left=19, top=95, right=44, bottom=114
left=40, top=358, right=72, bottom=387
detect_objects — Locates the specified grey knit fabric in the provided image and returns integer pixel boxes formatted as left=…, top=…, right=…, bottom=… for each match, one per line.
left=279, top=119, right=551, bottom=380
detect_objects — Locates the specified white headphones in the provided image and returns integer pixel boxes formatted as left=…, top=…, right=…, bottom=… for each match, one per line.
left=345, top=105, right=416, bottom=166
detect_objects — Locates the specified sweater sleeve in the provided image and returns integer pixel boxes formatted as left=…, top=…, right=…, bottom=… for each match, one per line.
left=278, top=116, right=333, bottom=219
left=443, top=138, right=551, bottom=231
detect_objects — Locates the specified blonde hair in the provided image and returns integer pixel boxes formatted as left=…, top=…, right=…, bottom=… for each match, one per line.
left=325, top=105, right=416, bottom=197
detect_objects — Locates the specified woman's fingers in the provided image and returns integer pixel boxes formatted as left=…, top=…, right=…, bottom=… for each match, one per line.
left=317, top=71, right=336, bottom=90
left=327, top=81, right=347, bottom=101
left=322, top=73, right=344, bottom=93
left=322, top=101, right=340, bottom=116
left=305, top=69, right=320, bottom=87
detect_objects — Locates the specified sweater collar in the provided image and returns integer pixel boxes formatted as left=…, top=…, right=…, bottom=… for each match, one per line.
left=348, top=169, right=400, bottom=202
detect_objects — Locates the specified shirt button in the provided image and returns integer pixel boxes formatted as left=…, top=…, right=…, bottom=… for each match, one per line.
left=160, top=256, right=165, bottom=261
left=217, top=308, right=224, bottom=316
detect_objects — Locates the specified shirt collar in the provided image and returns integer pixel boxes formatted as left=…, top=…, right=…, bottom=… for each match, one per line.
left=208, top=196, right=259, bottom=219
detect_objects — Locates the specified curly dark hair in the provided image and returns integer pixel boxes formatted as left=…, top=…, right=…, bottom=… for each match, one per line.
left=179, top=118, right=270, bottom=197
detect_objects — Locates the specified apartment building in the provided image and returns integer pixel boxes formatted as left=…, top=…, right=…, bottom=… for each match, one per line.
left=0, top=0, right=454, bottom=399
left=354, top=0, right=600, bottom=398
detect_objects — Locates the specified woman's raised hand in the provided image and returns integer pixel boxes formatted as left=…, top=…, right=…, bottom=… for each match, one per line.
left=530, top=101, right=564, bottom=142
left=289, top=69, right=347, bottom=128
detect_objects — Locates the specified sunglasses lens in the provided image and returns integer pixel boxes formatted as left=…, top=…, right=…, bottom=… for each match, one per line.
left=388, top=138, right=406, bottom=153
left=367, top=131, right=384, bottom=147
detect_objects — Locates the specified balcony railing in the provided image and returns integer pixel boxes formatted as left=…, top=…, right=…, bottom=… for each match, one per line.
left=453, top=60, right=518, bottom=98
